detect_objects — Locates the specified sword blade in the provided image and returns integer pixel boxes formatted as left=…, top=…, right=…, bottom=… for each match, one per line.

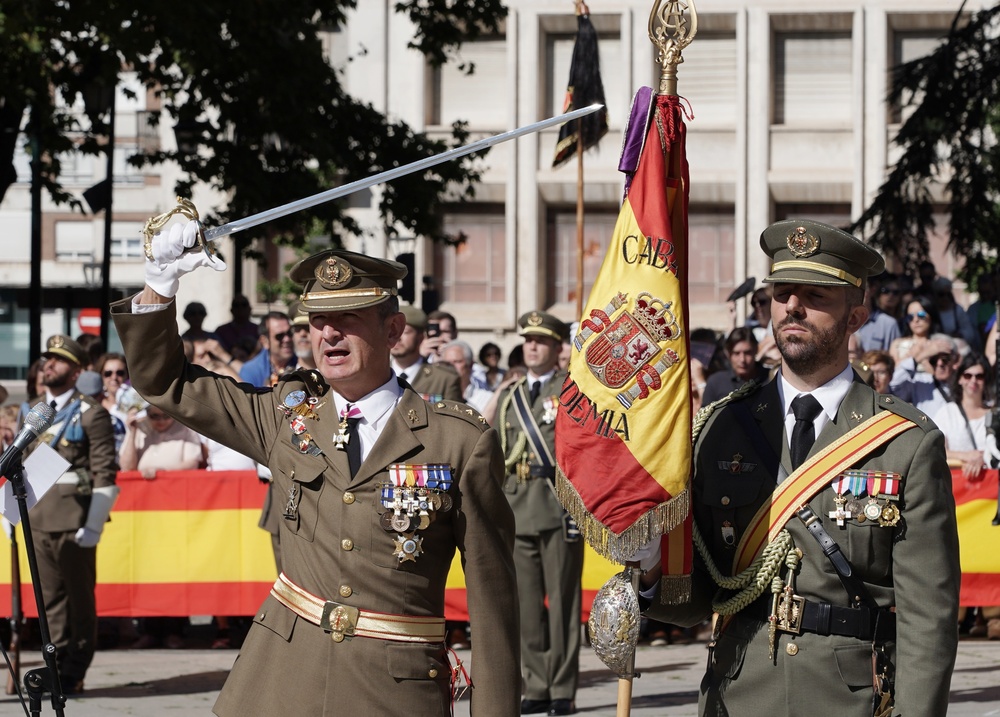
left=203, top=103, right=605, bottom=243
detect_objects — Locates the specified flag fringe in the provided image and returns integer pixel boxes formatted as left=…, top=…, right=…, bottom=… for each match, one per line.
left=556, top=470, right=689, bottom=565
left=658, top=574, right=692, bottom=605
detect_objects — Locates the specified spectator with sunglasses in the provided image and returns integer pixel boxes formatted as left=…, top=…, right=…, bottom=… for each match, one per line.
left=889, top=295, right=942, bottom=365
left=239, top=311, right=297, bottom=388
left=96, top=353, right=130, bottom=455
left=873, top=273, right=905, bottom=322
left=890, top=333, right=959, bottom=417
left=934, top=353, right=994, bottom=481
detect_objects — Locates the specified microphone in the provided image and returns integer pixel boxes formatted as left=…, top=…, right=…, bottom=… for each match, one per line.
left=0, top=403, right=56, bottom=478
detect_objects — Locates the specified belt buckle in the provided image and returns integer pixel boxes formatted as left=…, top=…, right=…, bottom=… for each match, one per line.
left=320, top=601, right=360, bottom=643
left=774, top=592, right=805, bottom=635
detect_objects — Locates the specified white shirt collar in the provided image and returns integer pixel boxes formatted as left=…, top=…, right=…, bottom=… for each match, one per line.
left=331, top=374, right=402, bottom=430
left=778, top=364, right=855, bottom=424
left=391, top=357, right=424, bottom=384
left=528, top=368, right=556, bottom=387
left=45, top=387, right=77, bottom=413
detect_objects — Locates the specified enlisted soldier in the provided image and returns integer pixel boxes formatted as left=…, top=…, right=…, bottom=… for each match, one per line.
left=640, top=219, right=959, bottom=716
left=391, top=305, right=462, bottom=403
left=498, top=311, right=582, bottom=716
left=111, top=221, right=520, bottom=716
left=31, top=334, right=119, bottom=694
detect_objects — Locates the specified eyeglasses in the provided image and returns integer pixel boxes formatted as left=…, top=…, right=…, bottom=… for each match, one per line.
left=962, top=371, right=986, bottom=381
left=271, top=332, right=291, bottom=342
left=906, top=311, right=929, bottom=321
left=879, top=288, right=900, bottom=295
left=146, top=412, right=170, bottom=421
left=103, top=369, right=126, bottom=378
left=932, top=354, right=953, bottom=366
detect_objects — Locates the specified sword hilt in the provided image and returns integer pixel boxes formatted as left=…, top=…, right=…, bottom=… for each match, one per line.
left=141, top=197, right=219, bottom=264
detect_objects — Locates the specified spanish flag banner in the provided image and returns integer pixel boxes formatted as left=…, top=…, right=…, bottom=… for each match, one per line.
left=952, top=468, right=1000, bottom=606
left=555, top=88, right=693, bottom=602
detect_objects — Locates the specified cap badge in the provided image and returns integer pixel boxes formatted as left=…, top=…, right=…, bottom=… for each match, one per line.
left=315, top=257, right=353, bottom=289
left=50, top=335, right=65, bottom=349
left=786, top=226, right=819, bottom=258
left=527, top=312, right=543, bottom=327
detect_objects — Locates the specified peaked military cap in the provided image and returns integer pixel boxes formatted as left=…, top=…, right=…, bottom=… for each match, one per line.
left=287, top=299, right=308, bottom=327
left=290, top=249, right=406, bottom=311
left=760, top=219, right=885, bottom=288
left=517, top=311, right=569, bottom=342
left=399, top=304, right=428, bottom=330
left=42, top=334, right=88, bottom=366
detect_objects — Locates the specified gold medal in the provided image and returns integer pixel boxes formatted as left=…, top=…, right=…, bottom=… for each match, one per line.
left=879, top=502, right=901, bottom=527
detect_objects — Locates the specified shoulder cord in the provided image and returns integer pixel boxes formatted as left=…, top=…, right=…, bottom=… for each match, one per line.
left=498, top=380, right=527, bottom=472
left=690, top=381, right=800, bottom=616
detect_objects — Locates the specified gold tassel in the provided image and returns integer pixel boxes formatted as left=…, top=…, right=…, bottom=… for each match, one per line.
left=555, top=470, right=689, bottom=564
left=659, top=574, right=692, bottom=605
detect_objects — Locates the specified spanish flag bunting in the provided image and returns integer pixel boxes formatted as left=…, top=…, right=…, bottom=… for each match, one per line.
left=555, top=87, right=693, bottom=603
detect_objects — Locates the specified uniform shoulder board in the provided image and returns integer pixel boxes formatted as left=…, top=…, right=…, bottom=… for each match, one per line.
left=277, top=368, right=329, bottom=397
left=875, top=393, right=935, bottom=432
left=431, top=400, right=489, bottom=431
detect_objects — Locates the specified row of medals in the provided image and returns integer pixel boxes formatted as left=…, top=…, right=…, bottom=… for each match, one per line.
left=833, top=493, right=900, bottom=527
left=377, top=475, right=453, bottom=562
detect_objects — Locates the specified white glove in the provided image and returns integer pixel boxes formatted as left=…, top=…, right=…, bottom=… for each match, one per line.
left=145, top=220, right=227, bottom=298
left=74, top=526, right=101, bottom=548
left=628, top=537, right=662, bottom=572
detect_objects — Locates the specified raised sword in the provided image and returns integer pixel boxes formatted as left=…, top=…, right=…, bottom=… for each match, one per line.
left=142, top=103, right=606, bottom=262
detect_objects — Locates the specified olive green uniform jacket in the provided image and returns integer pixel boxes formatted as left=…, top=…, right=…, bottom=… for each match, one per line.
left=112, top=299, right=520, bottom=717
left=648, top=377, right=959, bottom=717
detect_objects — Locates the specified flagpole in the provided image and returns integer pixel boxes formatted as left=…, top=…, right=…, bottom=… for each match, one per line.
left=610, top=2, right=699, bottom=715
left=574, top=0, right=589, bottom=320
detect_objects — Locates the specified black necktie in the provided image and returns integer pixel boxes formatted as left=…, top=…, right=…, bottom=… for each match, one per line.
left=790, top=394, right=823, bottom=470
left=529, top=381, right=540, bottom=405
left=345, top=417, right=362, bottom=477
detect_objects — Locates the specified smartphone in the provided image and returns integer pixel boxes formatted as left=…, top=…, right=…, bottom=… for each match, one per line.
left=426, top=321, right=441, bottom=338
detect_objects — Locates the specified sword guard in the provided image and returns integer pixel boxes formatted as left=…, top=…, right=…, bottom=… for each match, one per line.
left=142, top=197, right=217, bottom=264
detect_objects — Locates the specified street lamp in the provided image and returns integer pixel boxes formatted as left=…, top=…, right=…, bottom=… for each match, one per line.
left=82, top=261, right=102, bottom=289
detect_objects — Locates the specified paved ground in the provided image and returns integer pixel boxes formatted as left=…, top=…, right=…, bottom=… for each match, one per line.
left=1, top=636, right=997, bottom=716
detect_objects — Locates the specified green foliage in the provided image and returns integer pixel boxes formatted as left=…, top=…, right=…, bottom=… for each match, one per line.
left=0, top=0, right=507, bottom=251
left=852, top=2, right=1000, bottom=285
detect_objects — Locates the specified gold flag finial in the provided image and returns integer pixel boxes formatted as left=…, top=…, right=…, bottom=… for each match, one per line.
left=648, top=0, right=698, bottom=96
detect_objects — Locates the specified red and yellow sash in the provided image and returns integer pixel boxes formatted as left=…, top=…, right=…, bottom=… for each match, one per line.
left=733, top=411, right=916, bottom=574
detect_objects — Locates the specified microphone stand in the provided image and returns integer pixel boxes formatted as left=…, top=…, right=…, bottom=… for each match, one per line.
left=7, top=454, right=66, bottom=716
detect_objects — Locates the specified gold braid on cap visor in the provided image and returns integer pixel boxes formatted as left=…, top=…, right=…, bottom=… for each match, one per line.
left=769, top=260, right=862, bottom=287
left=300, top=287, right=397, bottom=309
left=520, top=327, right=564, bottom=341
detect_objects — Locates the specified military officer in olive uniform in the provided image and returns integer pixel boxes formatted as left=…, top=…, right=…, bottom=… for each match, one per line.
left=391, top=305, right=462, bottom=403
left=31, top=334, right=119, bottom=694
left=498, top=311, right=583, bottom=716
left=111, top=220, right=519, bottom=717
left=641, top=220, right=959, bottom=717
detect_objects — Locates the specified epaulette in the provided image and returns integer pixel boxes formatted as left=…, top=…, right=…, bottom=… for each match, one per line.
left=277, top=368, right=329, bottom=397
left=874, top=393, right=936, bottom=432
left=692, top=380, right=762, bottom=443
left=430, top=399, right=489, bottom=431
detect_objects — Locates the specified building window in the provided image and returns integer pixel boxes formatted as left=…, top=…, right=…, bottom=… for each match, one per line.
left=687, top=206, right=737, bottom=306
left=433, top=206, right=507, bottom=303
left=773, top=31, right=852, bottom=126
left=545, top=207, right=618, bottom=307
left=675, top=30, right=739, bottom=127
left=429, top=36, right=508, bottom=130
left=888, top=30, right=946, bottom=124
left=55, top=221, right=96, bottom=261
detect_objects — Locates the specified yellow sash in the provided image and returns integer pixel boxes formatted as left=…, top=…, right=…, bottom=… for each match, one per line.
left=733, top=411, right=915, bottom=574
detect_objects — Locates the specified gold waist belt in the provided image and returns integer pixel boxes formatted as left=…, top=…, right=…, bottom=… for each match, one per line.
left=270, top=572, right=446, bottom=644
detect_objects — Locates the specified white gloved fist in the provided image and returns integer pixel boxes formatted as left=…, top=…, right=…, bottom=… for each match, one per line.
left=74, top=526, right=101, bottom=548
left=145, top=220, right=227, bottom=298
left=628, top=537, right=662, bottom=572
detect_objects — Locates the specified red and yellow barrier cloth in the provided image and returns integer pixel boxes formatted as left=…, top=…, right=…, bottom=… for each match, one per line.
left=0, top=469, right=993, bottom=618
left=554, top=88, right=693, bottom=603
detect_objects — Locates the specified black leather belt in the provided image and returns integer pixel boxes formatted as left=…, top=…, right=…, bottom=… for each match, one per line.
left=753, top=597, right=895, bottom=641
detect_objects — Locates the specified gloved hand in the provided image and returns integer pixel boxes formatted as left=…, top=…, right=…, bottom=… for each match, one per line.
left=74, top=526, right=101, bottom=548
left=145, top=220, right=227, bottom=298
left=628, top=537, right=662, bottom=572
